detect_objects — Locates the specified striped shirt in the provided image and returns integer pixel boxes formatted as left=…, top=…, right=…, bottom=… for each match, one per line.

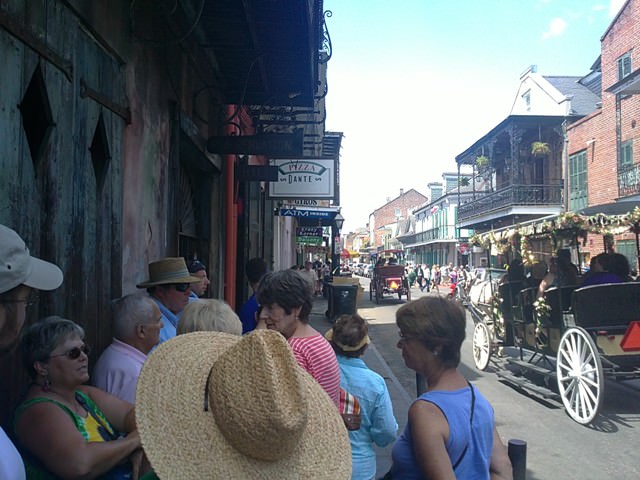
left=288, top=334, right=341, bottom=408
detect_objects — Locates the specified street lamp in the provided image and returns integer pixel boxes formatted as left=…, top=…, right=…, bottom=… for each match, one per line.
left=334, top=212, right=345, bottom=232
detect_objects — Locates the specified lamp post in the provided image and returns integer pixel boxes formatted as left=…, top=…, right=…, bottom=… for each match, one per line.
left=331, top=212, right=345, bottom=276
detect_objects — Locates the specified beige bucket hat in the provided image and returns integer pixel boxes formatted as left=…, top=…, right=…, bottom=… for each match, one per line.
left=136, top=257, right=201, bottom=288
left=136, top=330, right=351, bottom=479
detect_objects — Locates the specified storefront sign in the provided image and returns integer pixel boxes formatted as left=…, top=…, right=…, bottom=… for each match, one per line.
left=297, top=227, right=324, bottom=237
left=269, top=158, right=335, bottom=199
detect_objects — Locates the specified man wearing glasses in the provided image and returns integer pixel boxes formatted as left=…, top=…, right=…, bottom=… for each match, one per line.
left=0, top=224, right=64, bottom=480
left=137, top=257, right=201, bottom=343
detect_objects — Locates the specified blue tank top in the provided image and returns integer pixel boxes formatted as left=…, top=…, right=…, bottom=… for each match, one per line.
left=390, top=384, right=494, bottom=479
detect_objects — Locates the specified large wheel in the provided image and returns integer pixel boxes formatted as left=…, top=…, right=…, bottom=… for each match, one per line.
left=472, top=322, right=492, bottom=371
left=556, top=327, right=604, bottom=425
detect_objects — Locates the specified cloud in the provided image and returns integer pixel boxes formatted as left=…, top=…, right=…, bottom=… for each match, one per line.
left=542, top=17, right=568, bottom=39
left=609, top=0, right=625, bottom=16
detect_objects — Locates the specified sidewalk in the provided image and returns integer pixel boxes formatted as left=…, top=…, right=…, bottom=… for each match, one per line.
left=308, top=295, right=413, bottom=476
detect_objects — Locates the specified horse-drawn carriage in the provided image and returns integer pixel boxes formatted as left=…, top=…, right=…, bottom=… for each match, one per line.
left=369, top=249, right=411, bottom=304
left=469, top=270, right=640, bottom=425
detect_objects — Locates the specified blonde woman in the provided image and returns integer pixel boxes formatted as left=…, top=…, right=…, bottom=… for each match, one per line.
left=177, top=299, right=242, bottom=335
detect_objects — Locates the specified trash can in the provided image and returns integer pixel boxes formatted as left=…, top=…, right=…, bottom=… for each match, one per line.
left=326, top=284, right=358, bottom=321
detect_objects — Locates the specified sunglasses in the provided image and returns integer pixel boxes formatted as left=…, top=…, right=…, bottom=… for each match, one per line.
left=173, top=283, right=191, bottom=293
left=49, top=344, right=91, bottom=360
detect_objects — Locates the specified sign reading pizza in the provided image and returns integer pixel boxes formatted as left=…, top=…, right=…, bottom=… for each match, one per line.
left=268, top=159, right=335, bottom=199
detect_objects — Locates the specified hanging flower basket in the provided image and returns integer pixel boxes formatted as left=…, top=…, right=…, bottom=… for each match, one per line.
left=475, top=155, right=490, bottom=168
left=531, top=142, right=550, bottom=157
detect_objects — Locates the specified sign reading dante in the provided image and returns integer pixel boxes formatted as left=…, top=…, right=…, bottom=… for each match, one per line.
left=268, top=159, right=335, bottom=199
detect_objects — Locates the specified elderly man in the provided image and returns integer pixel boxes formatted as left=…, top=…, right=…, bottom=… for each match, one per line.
left=0, top=224, right=63, bottom=480
left=137, top=257, right=201, bottom=343
left=92, top=293, right=163, bottom=403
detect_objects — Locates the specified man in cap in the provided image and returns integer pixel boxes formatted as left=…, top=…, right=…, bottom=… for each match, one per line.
left=0, top=224, right=63, bottom=480
left=92, top=292, right=163, bottom=403
left=187, top=259, right=210, bottom=299
left=137, top=257, right=201, bottom=343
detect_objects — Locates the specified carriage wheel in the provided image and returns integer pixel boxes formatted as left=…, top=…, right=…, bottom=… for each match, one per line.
left=472, top=322, right=492, bottom=371
left=556, top=327, right=604, bottom=425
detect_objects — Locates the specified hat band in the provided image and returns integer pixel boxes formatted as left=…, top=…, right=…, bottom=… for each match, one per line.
left=150, top=270, right=192, bottom=283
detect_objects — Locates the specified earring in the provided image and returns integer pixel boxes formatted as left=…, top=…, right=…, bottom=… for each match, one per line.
left=42, top=376, right=51, bottom=392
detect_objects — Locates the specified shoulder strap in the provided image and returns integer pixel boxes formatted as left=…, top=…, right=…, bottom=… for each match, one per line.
left=14, top=395, right=86, bottom=439
left=452, top=381, right=475, bottom=470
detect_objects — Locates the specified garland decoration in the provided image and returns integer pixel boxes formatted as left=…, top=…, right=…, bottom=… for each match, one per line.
left=532, top=296, right=551, bottom=348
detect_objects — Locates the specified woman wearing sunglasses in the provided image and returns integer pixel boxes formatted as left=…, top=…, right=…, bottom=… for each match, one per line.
left=14, top=316, right=144, bottom=480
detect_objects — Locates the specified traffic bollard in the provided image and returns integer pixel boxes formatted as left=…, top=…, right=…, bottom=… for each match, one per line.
left=508, top=439, right=527, bottom=480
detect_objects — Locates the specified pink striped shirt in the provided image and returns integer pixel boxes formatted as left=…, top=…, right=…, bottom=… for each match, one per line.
left=288, top=334, right=341, bottom=408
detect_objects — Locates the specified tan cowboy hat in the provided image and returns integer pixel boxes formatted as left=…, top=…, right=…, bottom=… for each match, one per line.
left=136, top=330, right=351, bottom=479
left=136, top=257, right=201, bottom=288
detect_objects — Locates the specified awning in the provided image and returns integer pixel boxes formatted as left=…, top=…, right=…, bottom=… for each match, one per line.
left=578, top=201, right=640, bottom=216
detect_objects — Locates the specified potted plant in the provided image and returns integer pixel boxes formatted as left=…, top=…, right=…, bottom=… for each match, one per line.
left=475, top=155, right=490, bottom=169
left=531, top=141, right=550, bottom=157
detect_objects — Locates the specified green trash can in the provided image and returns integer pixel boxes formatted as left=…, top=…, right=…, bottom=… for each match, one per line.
left=326, top=284, right=358, bottom=321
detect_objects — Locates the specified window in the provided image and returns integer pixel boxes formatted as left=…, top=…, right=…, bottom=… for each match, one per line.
left=616, top=240, right=637, bottom=274
left=522, top=90, right=531, bottom=112
left=569, top=151, right=587, bottom=211
left=620, top=140, right=633, bottom=167
left=618, top=52, right=632, bottom=80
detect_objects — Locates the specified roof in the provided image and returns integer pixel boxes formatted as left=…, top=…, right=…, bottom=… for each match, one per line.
left=543, top=76, right=602, bottom=115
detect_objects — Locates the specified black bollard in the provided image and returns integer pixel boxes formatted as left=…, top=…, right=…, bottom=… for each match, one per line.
left=508, top=439, right=527, bottom=480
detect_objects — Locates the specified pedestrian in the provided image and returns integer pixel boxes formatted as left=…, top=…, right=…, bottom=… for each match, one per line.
left=257, top=269, right=341, bottom=407
left=416, top=264, right=425, bottom=291
left=238, top=257, right=268, bottom=333
left=92, top=292, right=163, bottom=403
left=423, top=264, right=431, bottom=292
left=0, top=224, right=63, bottom=480
left=135, top=330, right=351, bottom=479
left=325, top=313, right=397, bottom=480
left=300, top=260, right=319, bottom=296
left=136, top=257, right=202, bottom=343
left=187, top=258, right=210, bottom=298
left=388, top=297, right=512, bottom=479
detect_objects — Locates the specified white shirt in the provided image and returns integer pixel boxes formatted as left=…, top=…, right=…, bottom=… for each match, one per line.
left=92, top=338, right=147, bottom=403
left=0, top=427, right=26, bottom=480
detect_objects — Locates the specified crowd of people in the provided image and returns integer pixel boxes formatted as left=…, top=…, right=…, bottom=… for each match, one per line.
left=1, top=223, right=517, bottom=479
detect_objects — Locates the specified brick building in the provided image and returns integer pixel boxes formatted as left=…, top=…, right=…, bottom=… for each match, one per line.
left=566, top=0, right=640, bottom=267
left=368, top=188, right=428, bottom=249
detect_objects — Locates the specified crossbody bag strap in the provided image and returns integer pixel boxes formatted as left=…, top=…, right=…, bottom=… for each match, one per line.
left=452, top=381, right=475, bottom=470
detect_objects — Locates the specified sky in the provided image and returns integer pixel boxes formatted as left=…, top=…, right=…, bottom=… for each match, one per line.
left=324, top=0, right=626, bottom=233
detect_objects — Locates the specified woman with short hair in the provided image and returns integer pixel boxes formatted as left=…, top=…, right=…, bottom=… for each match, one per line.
left=14, top=316, right=143, bottom=479
left=389, top=297, right=512, bottom=479
left=177, top=298, right=242, bottom=335
left=326, top=313, right=397, bottom=480
left=257, top=269, right=341, bottom=407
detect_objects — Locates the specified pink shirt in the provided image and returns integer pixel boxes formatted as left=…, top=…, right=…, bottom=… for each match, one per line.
left=288, top=334, right=341, bottom=408
left=92, top=338, right=147, bottom=403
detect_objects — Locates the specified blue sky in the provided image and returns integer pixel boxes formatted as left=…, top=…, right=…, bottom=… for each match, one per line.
left=324, top=0, right=626, bottom=233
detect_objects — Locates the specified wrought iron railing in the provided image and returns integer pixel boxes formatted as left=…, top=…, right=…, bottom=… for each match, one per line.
left=618, top=163, right=640, bottom=198
left=458, top=184, right=563, bottom=221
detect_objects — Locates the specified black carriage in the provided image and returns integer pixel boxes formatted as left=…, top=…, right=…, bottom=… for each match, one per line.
left=368, top=249, right=411, bottom=304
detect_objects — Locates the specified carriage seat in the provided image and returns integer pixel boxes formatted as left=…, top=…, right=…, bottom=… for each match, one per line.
left=572, top=282, right=640, bottom=330
left=374, top=264, right=405, bottom=278
left=517, top=287, right=537, bottom=325
left=543, top=285, right=579, bottom=328
left=498, top=281, right=526, bottom=322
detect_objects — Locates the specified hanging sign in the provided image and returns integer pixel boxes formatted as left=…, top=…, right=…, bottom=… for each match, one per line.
left=269, top=158, right=335, bottom=199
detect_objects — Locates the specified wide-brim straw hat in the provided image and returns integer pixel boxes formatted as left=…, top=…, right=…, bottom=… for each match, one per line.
left=136, top=257, right=202, bottom=288
left=136, top=330, right=351, bottom=479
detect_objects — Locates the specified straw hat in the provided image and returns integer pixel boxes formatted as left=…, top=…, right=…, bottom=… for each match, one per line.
left=136, top=257, right=201, bottom=288
left=136, top=330, right=351, bottom=479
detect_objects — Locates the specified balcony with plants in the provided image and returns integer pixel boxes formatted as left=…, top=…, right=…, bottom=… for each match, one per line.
left=455, top=117, right=566, bottom=229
